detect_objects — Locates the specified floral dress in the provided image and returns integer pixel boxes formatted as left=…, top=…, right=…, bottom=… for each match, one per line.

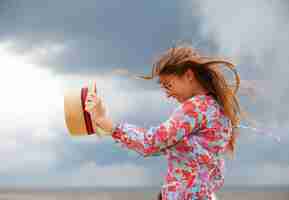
left=111, top=94, right=232, bottom=200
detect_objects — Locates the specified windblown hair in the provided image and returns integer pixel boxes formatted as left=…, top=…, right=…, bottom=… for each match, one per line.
left=138, top=44, right=249, bottom=159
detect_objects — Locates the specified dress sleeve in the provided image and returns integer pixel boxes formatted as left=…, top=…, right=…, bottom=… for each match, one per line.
left=111, top=98, right=204, bottom=157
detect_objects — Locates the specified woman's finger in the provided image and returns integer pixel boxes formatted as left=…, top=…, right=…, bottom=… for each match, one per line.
left=95, top=96, right=102, bottom=106
left=85, top=102, right=96, bottom=112
left=85, top=96, right=100, bottom=108
left=92, top=80, right=97, bottom=95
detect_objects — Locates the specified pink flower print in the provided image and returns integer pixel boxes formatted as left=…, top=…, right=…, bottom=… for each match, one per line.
left=200, top=170, right=209, bottom=182
left=186, top=174, right=197, bottom=188
left=145, top=146, right=161, bottom=155
left=186, top=160, right=198, bottom=170
left=179, top=121, right=192, bottom=136
left=182, top=101, right=196, bottom=117
left=198, top=154, right=211, bottom=165
left=155, top=125, right=168, bottom=142
left=199, top=102, right=208, bottom=112
left=200, top=115, right=208, bottom=128
left=175, top=141, right=191, bottom=152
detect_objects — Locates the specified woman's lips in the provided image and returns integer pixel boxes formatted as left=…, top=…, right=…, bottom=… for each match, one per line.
left=167, top=94, right=175, bottom=98
left=167, top=94, right=181, bottom=101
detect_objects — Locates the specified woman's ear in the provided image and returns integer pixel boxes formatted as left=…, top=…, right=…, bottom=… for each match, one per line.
left=185, top=68, right=195, bottom=82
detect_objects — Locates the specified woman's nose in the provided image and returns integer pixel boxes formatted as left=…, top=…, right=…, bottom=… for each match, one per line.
left=161, top=88, right=173, bottom=98
left=166, top=93, right=173, bottom=98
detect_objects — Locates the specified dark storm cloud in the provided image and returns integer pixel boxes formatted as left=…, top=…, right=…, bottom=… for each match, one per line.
left=0, top=0, right=183, bottom=75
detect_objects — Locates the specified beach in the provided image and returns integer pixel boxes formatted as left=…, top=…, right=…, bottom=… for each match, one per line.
left=0, top=187, right=288, bottom=200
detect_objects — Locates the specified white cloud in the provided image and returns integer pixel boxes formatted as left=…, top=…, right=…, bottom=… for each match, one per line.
left=255, top=163, right=289, bottom=185
left=197, top=1, right=288, bottom=59
left=56, top=162, right=153, bottom=187
left=225, top=163, right=289, bottom=186
left=0, top=42, right=65, bottom=174
left=195, top=0, right=289, bottom=102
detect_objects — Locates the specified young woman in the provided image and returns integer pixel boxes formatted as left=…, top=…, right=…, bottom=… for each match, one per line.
left=85, top=45, right=245, bottom=200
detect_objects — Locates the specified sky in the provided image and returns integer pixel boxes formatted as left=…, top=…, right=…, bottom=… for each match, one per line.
left=0, top=0, right=288, bottom=188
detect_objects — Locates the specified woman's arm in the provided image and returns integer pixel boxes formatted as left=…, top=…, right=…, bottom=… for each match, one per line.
left=111, top=98, right=204, bottom=157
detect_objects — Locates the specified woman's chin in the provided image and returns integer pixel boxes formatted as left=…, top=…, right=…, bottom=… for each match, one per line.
left=176, top=97, right=184, bottom=103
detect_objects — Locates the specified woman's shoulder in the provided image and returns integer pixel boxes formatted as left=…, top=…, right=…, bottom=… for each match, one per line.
left=182, top=94, right=218, bottom=110
left=173, top=94, right=219, bottom=119
left=182, top=94, right=229, bottom=122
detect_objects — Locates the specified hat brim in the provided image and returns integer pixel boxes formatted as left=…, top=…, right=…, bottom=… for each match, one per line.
left=64, top=84, right=103, bottom=136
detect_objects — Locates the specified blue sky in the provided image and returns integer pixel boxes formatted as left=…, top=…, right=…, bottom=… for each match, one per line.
left=0, top=0, right=288, bottom=188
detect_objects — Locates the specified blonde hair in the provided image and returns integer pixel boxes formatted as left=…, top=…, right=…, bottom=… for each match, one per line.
left=137, top=44, right=251, bottom=159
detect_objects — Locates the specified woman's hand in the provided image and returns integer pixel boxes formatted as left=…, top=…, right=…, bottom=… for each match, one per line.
left=85, top=91, right=106, bottom=120
left=84, top=81, right=114, bottom=135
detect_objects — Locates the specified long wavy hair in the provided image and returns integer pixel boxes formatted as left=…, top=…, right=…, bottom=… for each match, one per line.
left=137, top=44, right=250, bottom=159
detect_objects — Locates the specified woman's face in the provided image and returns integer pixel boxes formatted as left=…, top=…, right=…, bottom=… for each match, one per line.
left=158, top=69, right=207, bottom=103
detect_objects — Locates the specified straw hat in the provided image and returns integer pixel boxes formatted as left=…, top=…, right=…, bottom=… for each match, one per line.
left=63, top=81, right=107, bottom=136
